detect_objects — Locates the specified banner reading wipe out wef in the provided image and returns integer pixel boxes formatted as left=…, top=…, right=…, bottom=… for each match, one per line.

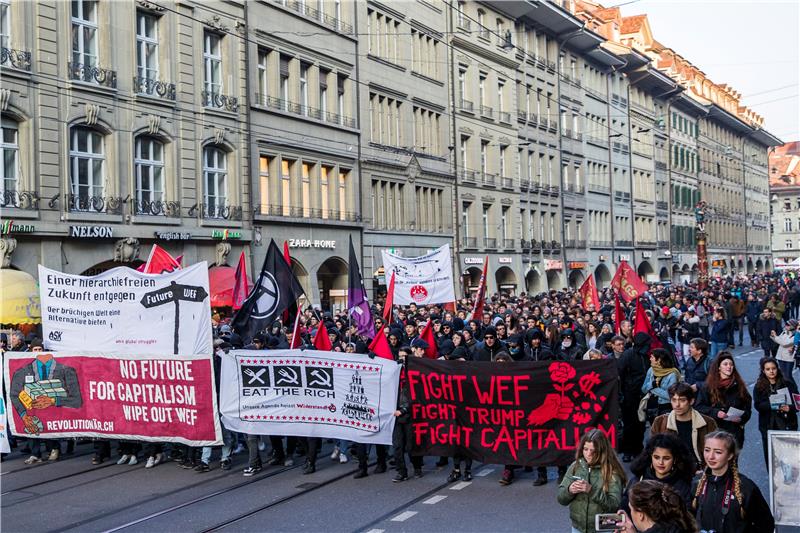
left=3, top=352, right=222, bottom=446
left=407, top=358, right=619, bottom=466
left=39, top=262, right=212, bottom=355
left=220, top=350, right=401, bottom=445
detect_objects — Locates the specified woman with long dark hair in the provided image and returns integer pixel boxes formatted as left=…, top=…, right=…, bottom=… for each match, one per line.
left=625, top=480, right=698, bottom=533
left=695, top=352, right=752, bottom=447
left=692, top=431, right=774, bottom=533
left=753, top=356, right=798, bottom=466
left=621, top=433, right=695, bottom=511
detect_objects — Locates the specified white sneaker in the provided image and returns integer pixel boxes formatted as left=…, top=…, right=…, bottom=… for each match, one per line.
left=24, top=455, right=42, bottom=465
left=154, top=453, right=163, bottom=466
left=145, top=457, right=156, bottom=469
left=128, top=455, right=138, bottom=466
left=330, top=446, right=340, bottom=460
left=48, top=449, right=60, bottom=462
left=284, top=458, right=294, bottom=466
left=339, top=452, right=349, bottom=464
left=117, top=455, right=130, bottom=465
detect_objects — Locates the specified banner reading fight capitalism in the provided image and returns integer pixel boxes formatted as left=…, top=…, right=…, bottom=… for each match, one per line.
left=3, top=352, right=222, bottom=446
left=407, top=358, right=619, bottom=466
left=39, top=262, right=212, bottom=355
left=219, top=350, right=400, bottom=445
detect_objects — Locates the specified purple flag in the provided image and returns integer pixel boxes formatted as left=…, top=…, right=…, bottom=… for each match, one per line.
left=348, top=236, right=376, bottom=338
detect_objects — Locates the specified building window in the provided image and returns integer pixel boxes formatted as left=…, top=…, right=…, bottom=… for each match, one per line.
left=1, top=118, right=18, bottom=200
left=462, top=202, right=470, bottom=238
left=71, top=0, right=98, bottom=68
left=281, top=158, right=292, bottom=216
left=785, top=218, right=793, bottom=232
left=787, top=240, right=793, bottom=250
left=338, top=169, right=348, bottom=220
left=135, top=11, right=158, bottom=85
left=319, top=69, right=328, bottom=115
left=259, top=155, right=270, bottom=212
left=299, top=63, right=309, bottom=115
left=480, top=140, right=488, bottom=174
left=203, top=146, right=227, bottom=216
left=69, top=126, right=104, bottom=204
left=478, top=74, right=486, bottom=106
left=320, top=165, right=331, bottom=218
left=301, top=162, right=311, bottom=216
left=257, top=50, right=268, bottom=104
left=482, top=205, right=490, bottom=240
left=203, top=31, right=222, bottom=97
left=458, top=67, right=467, bottom=103
left=134, top=136, right=164, bottom=212
left=0, top=0, right=10, bottom=49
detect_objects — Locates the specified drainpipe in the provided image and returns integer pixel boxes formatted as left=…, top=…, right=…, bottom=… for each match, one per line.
left=555, top=27, right=582, bottom=287
left=447, top=1, right=463, bottom=297
left=606, top=57, right=627, bottom=269
left=243, top=1, right=256, bottom=276
left=352, top=2, right=366, bottom=296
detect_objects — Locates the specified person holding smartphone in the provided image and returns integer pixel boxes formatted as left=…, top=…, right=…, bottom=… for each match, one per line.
left=557, top=429, right=626, bottom=533
left=694, top=352, right=752, bottom=448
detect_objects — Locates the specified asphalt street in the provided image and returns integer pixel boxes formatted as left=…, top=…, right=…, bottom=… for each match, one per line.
left=1, top=339, right=796, bottom=533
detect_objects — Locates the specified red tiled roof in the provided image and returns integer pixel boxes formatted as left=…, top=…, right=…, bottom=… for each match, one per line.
left=621, top=14, right=646, bottom=34
left=593, top=6, right=620, bottom=21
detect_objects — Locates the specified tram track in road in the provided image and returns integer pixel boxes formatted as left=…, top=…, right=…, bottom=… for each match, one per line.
left=353, top=478, right=456, bottom=533
left=1, top=458, right=117, bottom=496
left=0, top=446, right=96, bottom=476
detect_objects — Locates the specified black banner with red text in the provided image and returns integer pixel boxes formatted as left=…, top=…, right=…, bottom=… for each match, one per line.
left=407, top=359, right=619, bottom=466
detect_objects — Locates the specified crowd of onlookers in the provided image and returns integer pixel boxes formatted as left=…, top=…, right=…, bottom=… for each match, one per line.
left=3, top=270, right=800, bottom=532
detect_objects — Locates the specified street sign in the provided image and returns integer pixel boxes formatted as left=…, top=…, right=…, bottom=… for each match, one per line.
left=141, top=281, right=209, bottom=354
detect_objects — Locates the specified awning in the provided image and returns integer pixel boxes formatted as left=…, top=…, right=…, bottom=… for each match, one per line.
left=0, top=269, right=41, bottom=324
left=208, top=266, right=252, bottom=308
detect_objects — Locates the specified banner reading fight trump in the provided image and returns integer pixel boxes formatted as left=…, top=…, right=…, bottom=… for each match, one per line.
left=219, top=350, right=400, bottom=444
left=3, top=352, right=221, bottom=446
left=381, top=244, right=456, bottom=305
left=39, top=262, right=212, bottom=355
left=407, top=358, right=619, bottom=466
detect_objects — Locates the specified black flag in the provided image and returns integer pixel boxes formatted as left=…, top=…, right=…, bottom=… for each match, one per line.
left=232, top=239, right=304, bottom=342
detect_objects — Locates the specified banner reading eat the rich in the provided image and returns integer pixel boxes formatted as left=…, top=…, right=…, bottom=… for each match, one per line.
left=3, top=352, right=222, bottom=446
left=407, top=359, right=619, bottom=466
left=39, top=262, right=212, bottom=355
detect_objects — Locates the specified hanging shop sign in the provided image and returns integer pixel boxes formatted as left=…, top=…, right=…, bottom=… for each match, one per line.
left=618, top=254, right=631, bottom=262
left=155, top=231, right=192, bottom=241
left=711, top=260, right=726, bottom=268
left=288, top=239, right=336, bottom=249
left=69, top=225, right=113, bottom=238
left=641, top=251, right=652, bottom=258
left=568, top=262, right=587, bottom=270
left=464, top=257, right=484, bottom=265
left=211, top=229, right=242, bottom=240
left=0, top=220, right=35, bottom=235
left=544, top=259, right=563, bottom=271
left=498, top=257, right=513, bottom=264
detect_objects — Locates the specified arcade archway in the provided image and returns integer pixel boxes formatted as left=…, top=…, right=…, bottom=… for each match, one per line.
left=317, top=256, right=348, bottom=313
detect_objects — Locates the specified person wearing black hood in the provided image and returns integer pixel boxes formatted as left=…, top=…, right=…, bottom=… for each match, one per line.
left=525, top=328, right=556, bottom=362
left=470, top=327, right=505, bottom=361
left=557, top=329, right=582, bottom=360
left=505, top=334, right=526, bottom=361
left=618, top=332, right=653, bottom=461
left=387, top=328, right=403, bottom=360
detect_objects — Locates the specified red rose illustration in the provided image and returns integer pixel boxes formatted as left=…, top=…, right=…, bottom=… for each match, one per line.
left=549, top=362, right=576, bottom=384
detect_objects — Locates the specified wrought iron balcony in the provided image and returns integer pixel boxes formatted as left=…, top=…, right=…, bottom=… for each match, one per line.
left=1, top=47, right=31, bottom=71
left=132, top=198, right=181, bottom=217
left=484, top=237, right=497, bottom=249
left=257, top=94, right=356, bottom=128
left=498, top=111, right=511, bottom=123
left=615, top=239, right=633, bottom=247
left=69, top=62, right=117, bottom=88
left=1, top=190, right=39, bottom=210
left=456, top=17, right=471, bottom=31
left=481, top=172, right=496, bottom=186
left=281, top=0, right=353, bottom=33
left=202, top=91, right=240, bottom=112
left=503, top=238, right=515, bottom=249
left=480, top=105, right=493, bottom=119
left=67, top=193, right=124, bottom=214
left=462, top=236, right=477, bottom=249
left=528, top=113, right=539, bottom=126
left=517, top=110, right=527, bottom=122
left=657, top=241, right=669, bottom=248
left=461, top=169, right=476, bottom=183
left=656, top=200, right=668, bottom=210
left=588, top=183, right=610, bottom=194
left=501, top=176, right=514, bottom=189
left=134, top=76, right=176, bottom=100
left=459, top=98, right=474, bottom=112
left=189, top=202, right=242, bottom=220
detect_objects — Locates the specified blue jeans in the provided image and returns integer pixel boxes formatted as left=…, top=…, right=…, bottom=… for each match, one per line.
left=778, top=359, right=797, bottom=389
left=201, top=426, right=234, bottom=464
left=710, top=341, right=727, bottom=359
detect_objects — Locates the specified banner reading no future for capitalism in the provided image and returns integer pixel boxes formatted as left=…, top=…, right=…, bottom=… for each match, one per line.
left=3, top=352, right=222, bottom=446
left=220, top=350, right=401, bottom=444
left=39, top=262, right=212, bottom=355
left=407, top=359, right=619, bottom=466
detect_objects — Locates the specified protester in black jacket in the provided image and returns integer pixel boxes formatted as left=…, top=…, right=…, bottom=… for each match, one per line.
left=752, top=357, right=799, bottom=466
left=617, top=332, right=652, bottom=461
left=556, top=329, right=582, bottom=360
left=470, top=327, right=505, bottom=361
left=756, top=308, right=781, bottom=357
left=745, top=295, right=762, bottom=347
left=525, top=329, right=557, bottom=361
left=695, top=353, right=752, bottom=448
left=625, top=480, right=698, bottom=533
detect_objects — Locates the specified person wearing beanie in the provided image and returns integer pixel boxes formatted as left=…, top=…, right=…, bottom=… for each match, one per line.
left=437, top=339, right=455, bottom=359
left=470, top=326, right=505, bottom=361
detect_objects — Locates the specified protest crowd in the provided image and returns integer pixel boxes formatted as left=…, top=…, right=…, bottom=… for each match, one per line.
left=2, top=243, right=800, bottom=533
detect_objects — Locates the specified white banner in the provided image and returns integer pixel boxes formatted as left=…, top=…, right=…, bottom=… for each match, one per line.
left=381, top=244, right=456, bottom=305
left=40, top=262, right=212, bottom=355
left=0, top=367, right=10, bottom=453
left=220, top=350, right=400, bottom=444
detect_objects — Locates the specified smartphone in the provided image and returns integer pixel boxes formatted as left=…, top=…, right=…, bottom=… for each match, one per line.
left=595, top=512, right=626, bottom=532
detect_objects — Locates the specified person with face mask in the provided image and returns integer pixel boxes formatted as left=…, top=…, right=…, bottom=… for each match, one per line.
left=505, top=333, right=526, bottom=361
left=558, top=329, right=581, bottom=360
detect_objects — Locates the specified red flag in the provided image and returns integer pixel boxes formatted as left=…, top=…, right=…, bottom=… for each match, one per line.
left=469, top=256, right=489, bottom=320
left=289, top=309, right=303, bottom=349
left=614, top=295, right=625, bottom=335
left=578, top=275, right=600, bottom=311
left=138, top=244, right=181, bottom=274
left=382, top=270, right=395, bottom=323
left=313, top=321, right=333, bottom=351
left=368, top=328, right=394, bottom=360
left=418, top=319, right=438, bottom=359
left=232, top=251, right=249, bottom=311
left=633, top=298, right=663, bottom=349
left=610, top=260, right=648, bottom=302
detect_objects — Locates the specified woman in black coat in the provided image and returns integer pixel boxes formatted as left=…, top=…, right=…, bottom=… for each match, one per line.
left=695, top=352, right=752, bottom=448
left=752, top=357, right=799, bottom=466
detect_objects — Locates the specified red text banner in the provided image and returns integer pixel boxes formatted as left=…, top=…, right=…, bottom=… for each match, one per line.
left=3, top=352, right=222, bottom=446
left=407, top=359, right=619, bottom=466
